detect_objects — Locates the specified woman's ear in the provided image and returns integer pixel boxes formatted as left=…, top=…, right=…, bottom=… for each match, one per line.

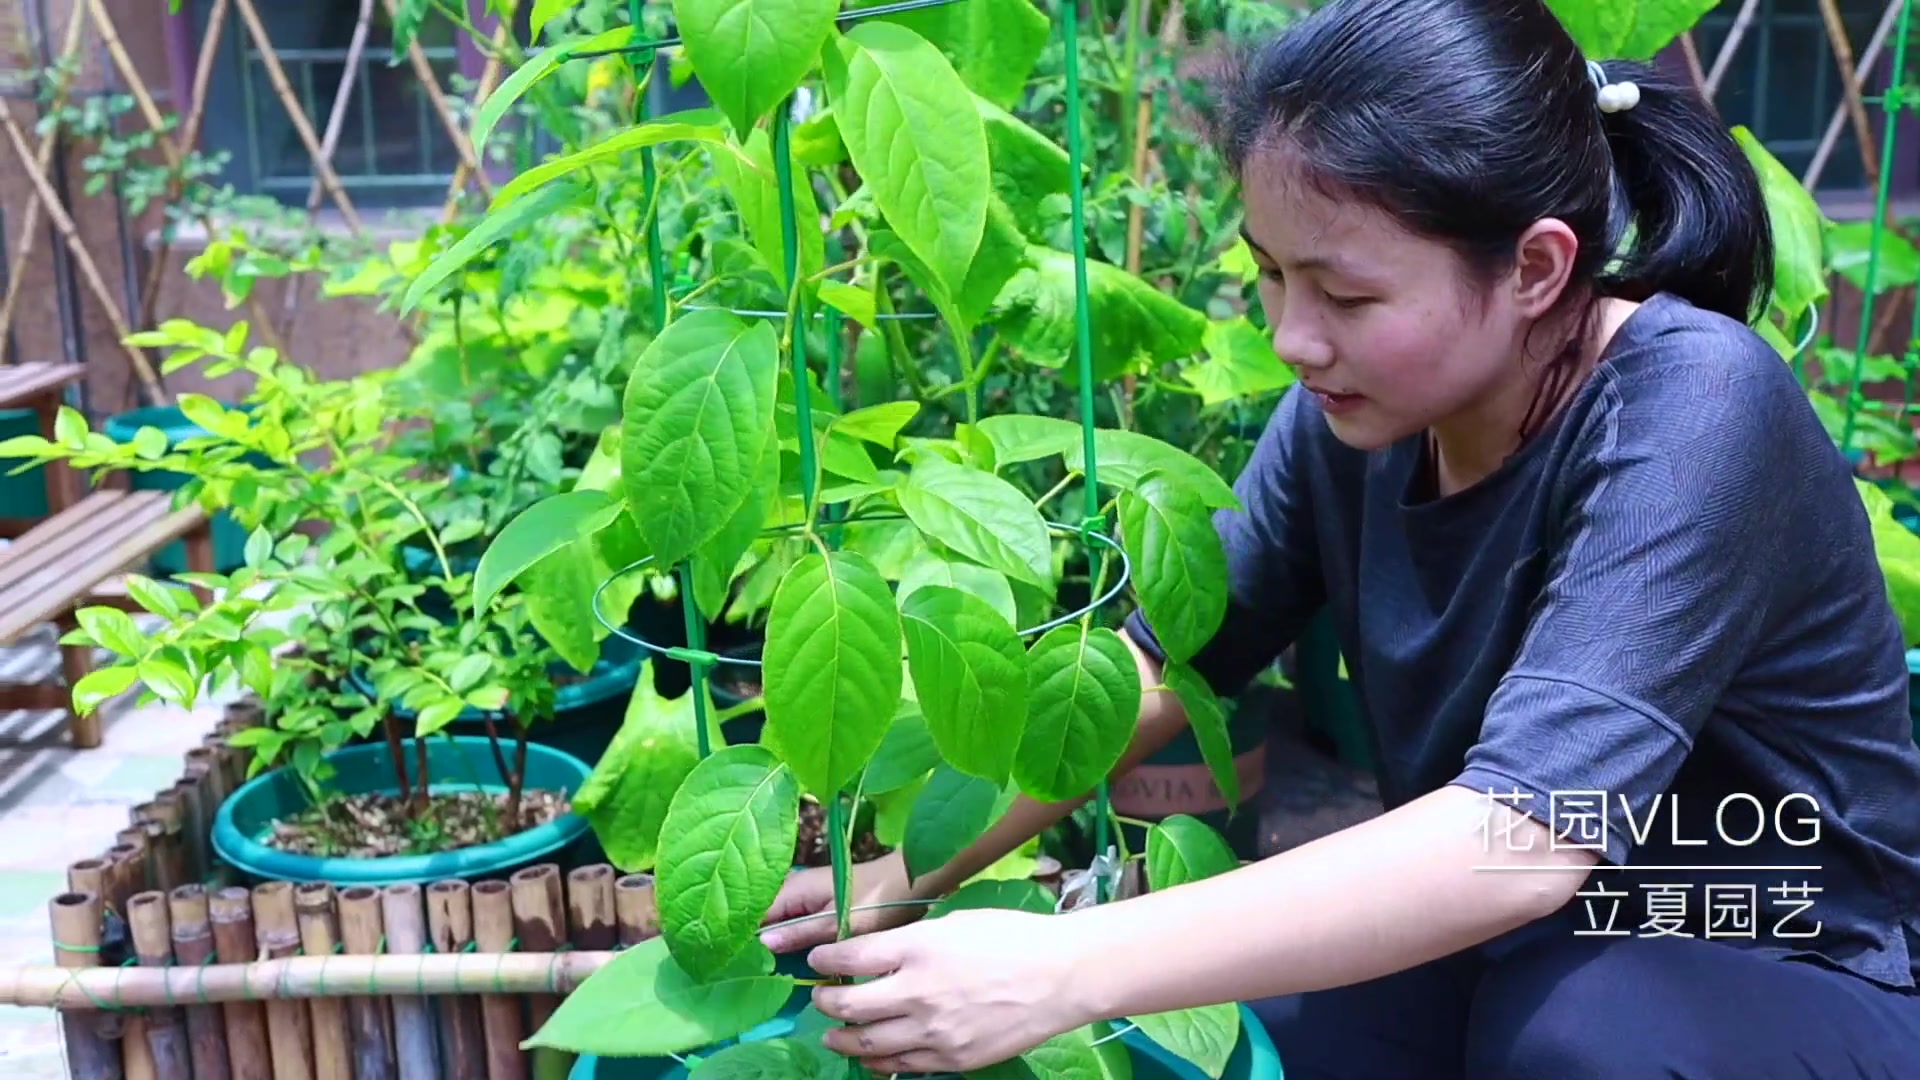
left=1507, top=219, right=1581, bottom=317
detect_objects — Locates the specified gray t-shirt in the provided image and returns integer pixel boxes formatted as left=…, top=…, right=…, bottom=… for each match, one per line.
left=1127, top=291, right=1920, bottom=989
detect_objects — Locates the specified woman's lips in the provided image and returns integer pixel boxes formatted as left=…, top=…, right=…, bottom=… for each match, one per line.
left=1307, top=386, right=1365, bottom=414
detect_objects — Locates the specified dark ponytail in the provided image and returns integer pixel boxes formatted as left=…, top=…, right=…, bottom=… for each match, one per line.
left=1591, top=59, right=1775, bottom=324
left=1202, top=0, right=1776, bottom=328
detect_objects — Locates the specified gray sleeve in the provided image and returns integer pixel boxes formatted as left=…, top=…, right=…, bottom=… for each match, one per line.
left=1125, top=384, right=1327, bottom=697
left=1452, top=364, right=1797, bottom=866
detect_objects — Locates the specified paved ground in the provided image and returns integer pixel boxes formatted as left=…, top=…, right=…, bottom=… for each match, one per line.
left=0, top=625, right=230, bottom=1079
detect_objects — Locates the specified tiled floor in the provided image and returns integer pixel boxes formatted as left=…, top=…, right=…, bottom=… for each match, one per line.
left=0, top=627, right=231, bottom=1079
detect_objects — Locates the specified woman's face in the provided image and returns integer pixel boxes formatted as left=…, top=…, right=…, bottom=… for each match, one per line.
left=1240, top=149, right=1537, bottom=451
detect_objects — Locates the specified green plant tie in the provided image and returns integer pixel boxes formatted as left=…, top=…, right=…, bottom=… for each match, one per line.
left=1839, top=0, right=1914, bottom=454
left=1061, top=0, right=1114, bottom=905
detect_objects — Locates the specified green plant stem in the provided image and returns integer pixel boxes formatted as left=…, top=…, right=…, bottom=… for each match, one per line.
left=1034, top=470, right=1081, bottom=513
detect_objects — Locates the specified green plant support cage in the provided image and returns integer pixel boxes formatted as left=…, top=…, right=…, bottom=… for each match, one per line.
left=559, top=0, right=1282, bottom=1077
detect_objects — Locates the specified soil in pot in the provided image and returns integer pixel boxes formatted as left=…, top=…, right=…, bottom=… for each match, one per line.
left=266, top=788, right=572, bottom=859
left=793, top=797, right=888, bottom=867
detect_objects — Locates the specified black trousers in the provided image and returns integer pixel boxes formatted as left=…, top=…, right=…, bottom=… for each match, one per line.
left=1249, top=930, right=1920, bottom=1078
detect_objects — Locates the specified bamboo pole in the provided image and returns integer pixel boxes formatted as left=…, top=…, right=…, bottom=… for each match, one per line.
left=380, top=883, right=440, bottom=1080
left=1705, top=0, right=1763, bottom=97
left=613, top=873, right=658, bottom=945
left=50, top=891, right=121, bottom=1080
left=5, top=950, right=618, bottom=1007
left=167, top=885, right=231, bottom=1080
left=338, top=886, right=397, bottom=1080
left=252, top=881, right=316, bottom=1080
left=427, top=880, right=487, bottom=1078
left=171, top=774, right=210, bottom=885
left=294, top=883, right=354, bottom=1080
left=137, top=0, right=230, bottom=328
left=0, top=0, right=86, bottom=363
left=378, top=0, right=494, bottom=200
left=568, top=864, right=616, bottom=952
left=209, top=887, right=273, bottom=1080
left=126, top=892, right=193, bottom=1080
left=1814, top=0, right=1881, bottom=185
left=146, top=794, right=188, bottom=892
left=0, top=96, right=167, bottom=401
left=1805, top=0, right=1904, bottom=189
left=228, top=0, right=363, bottom=231
left=62, top=862, right=128, bottom=1049
left=441, top=0, right=519, bottom=224
left=104, top=843, right=146, bottom=919
left=471, top=880, right=527, bottom=1080
left=511, top=864, right=570, bottom=1080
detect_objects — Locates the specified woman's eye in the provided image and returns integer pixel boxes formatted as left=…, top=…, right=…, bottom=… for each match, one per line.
left=1326, top=293, right=1371, bottom=310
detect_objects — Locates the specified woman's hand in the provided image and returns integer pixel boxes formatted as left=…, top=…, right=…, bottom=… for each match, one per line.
left=760, top=851, right=920, bottom=954
left=806, top=908, right=1102, bottom=1074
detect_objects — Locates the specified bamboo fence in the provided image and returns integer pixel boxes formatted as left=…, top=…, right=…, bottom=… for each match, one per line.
left=14, top=695, right=1070, bottom=1079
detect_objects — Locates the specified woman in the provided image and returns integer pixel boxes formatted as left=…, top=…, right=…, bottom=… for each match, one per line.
left=760, top=0, right=1920, bottom=1073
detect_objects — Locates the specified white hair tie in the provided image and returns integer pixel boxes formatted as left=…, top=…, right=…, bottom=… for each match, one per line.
left=1586, top=60, right=1641, bottom=114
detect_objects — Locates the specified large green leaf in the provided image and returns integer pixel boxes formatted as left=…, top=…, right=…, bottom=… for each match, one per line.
left=402, top=179, right=586, bottom=314
left=878, top=0, right=1050, bottom=108
left=712, top=127, right=827, bottom=290
left=1617, top=0, right=1719, bottom=59
left=693, top=429, right=780, bottom=620
left=859, top=703, right=943, bottom=794
left=1182, top=318, right=1294, bottom=406
left=493, top=121, right=732, bottom=207
left=1543, top=0, right=1634, bottom=56
left=1128, top=1008, right=1240, bottom=1080
left=898, top=456, right=1053, bottom=588
left=761, top=551, right=904, bottom=796
left=472, top=489, right=623, bottom=613
left=523, top=937, right=792, bottom=1056
left=657, top=745, right=803, bottom=980
left=1733, top=126, right=1828, bottom=322
left=976, top=96, right=1070, bottom=235
left=1119, top=477, right=1227, bottom=665
left=898, top=548, right=1017, bottom=625
left=869, top=193, right=1026, bottom=332
left=1021, top=1024, right=1131, bottom=1080
left=929, top=878, right=1056, bottom=918
left=1066, top=430, right=1238, bottom=511
left=975, top=415, right=1082, bottom=468
left=900, top=584, right=1027, bottom=782
left=993, top=246, right=1208, bottom=382
left=529, top=0, right=579, bottom=42
left=825, top=21, right=990, bottom=299
left=1162, top=661, right=1241, bottom=816
left=1827, top=222, right=1920, bottom=296
left=621, top=309, right=781, bottom=570
left=573, top=667, right=721, bottom=872
left=903, top=765, right=1014, bottom=879
left=1859, top=479, right=1920, bottom=647
left=1014, top=625, right=1141, bottom=803
left=674, top=0, right=840, bottom=137
left=689, top=1038, right=842, bottom=1080
left=1145, top=814, right=1240, bottom=891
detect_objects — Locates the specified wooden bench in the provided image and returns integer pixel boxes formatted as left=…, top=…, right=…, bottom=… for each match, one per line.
left=0, top=489, right=212, bottom=748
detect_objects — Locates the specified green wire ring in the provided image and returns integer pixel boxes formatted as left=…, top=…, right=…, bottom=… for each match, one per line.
left=588, top=514, right=1133, bottom=665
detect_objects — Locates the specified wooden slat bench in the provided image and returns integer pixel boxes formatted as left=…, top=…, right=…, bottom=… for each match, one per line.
left=0, top=489, right=212, bottom=748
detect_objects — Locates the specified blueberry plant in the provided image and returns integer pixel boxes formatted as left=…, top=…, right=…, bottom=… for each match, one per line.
left=439, top=0, right=1260, bottom=1073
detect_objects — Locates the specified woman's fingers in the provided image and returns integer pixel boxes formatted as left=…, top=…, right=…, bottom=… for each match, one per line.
left=821, top=1017, right=927, bottom=1059
left=811, top=976, right=915, bottom=1025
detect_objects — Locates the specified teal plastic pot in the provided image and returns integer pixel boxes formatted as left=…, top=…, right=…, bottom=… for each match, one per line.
left=1111, top=686, right=1272, bottom=860
left=1907, top=649, right=1920, bottom=747
left=569, top=955, right=1284, bottom=1080
left=211, top=735, right=594, bottom=886
left=102, top=405, right=252, bottom=574
left=353, top=635, right=644, bottom=767
left=0, top=407, right=48, bottom=518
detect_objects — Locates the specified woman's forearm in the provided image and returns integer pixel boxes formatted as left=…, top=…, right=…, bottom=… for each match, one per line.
left=1058, top=784, right=1599, bottom=1022
left=908, top=630, right=1184, bottom=901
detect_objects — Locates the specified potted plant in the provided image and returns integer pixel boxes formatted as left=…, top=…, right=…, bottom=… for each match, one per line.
left=436, top=1, right=1278, bottom=1076
left=0, top=325, right=603, bottom=886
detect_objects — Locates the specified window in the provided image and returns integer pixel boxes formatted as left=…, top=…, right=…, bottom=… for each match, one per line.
left=1691, top=0, right=1915, bottom=201
left=188, top=0, right=477, bottom=209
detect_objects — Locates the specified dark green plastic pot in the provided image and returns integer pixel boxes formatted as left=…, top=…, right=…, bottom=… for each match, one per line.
left=569, top=954, right=1285, bottom=1080
left=353, top=635, right=644, bottom=768
left=1112, top=687, right=1271, bottom=860
left=102, top=405, right=252, bottom=574
left=0, top=407, right=48, bottom=518
left=211, top=735, right=594, bottom=886
left=1294, top=610, right=1372, bottom=772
